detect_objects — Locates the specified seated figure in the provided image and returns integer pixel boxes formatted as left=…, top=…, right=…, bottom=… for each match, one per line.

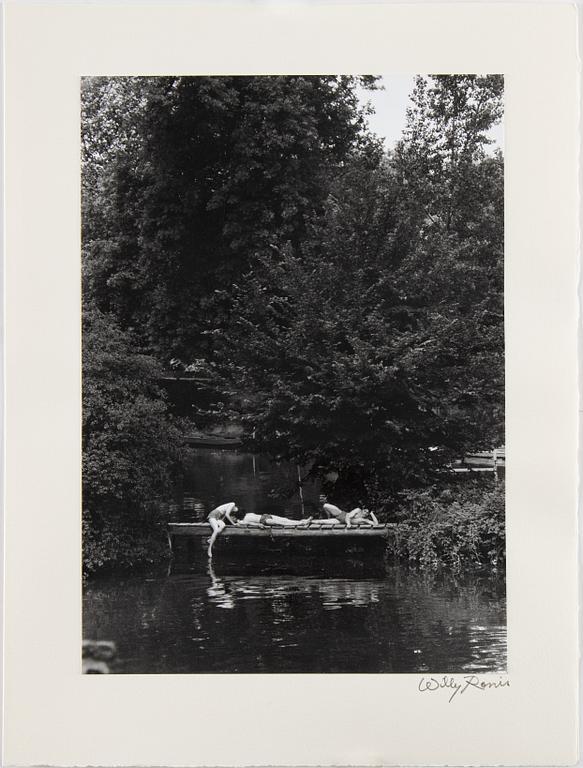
left=207, top=501, right=238, bottom=558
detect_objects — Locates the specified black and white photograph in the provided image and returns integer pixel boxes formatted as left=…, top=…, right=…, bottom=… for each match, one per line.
left=5, top=1, right=581, bottom=764
left=81, top=73, right=505, bottom=675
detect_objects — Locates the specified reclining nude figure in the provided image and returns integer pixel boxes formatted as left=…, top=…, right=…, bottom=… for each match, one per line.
left=322, top=503, right=379, bottom=528
left=239, top=512, right=313, bottom=527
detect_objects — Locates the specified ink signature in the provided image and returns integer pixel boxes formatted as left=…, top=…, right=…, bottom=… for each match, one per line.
left=418, top=675, right=509, bottom=703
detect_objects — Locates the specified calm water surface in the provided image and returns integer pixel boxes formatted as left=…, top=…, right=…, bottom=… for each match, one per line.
left=176, top=448, right=322, bottom=519
left=83, top=448, right=506, bottom=674
left=84, top=564, right=506, bottom=674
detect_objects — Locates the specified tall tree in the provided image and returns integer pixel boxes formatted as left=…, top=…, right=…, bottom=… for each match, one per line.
left=394, top=74, right=503, bottom=237
left=210, top=75, right=504, bottom=501
left=82, top=75, right=379, bottom=361
left=392, top=75, right=504, bottom=454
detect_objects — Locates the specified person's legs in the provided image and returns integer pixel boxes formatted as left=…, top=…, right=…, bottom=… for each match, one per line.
left=323, top=503, right=347, bottom=524
left=264, top=514, right=313, bottom=527
left=207, top=518, right=225, bottom=558
left=266, top=514, right=294, bottom=525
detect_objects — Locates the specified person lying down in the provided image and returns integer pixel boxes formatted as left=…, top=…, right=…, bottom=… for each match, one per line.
left=241, top=508, right=379, bottom=528
left=321, top=503, right=379, bottom=528
left=239, top=512, right=313, bottom=527
left=206, top=502, right=379, bottom=559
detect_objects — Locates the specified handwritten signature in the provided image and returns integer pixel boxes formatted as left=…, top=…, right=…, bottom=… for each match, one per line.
left=418, top=675, right=509, bottom=703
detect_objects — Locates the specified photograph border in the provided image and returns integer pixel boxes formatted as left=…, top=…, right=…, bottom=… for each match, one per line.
left=3, top=3, right=579, bottom=766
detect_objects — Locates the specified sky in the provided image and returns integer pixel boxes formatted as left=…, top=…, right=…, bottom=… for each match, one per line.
left=356, top=74, right=504, bottom=152
left=355, top=74, right=416, bottom=149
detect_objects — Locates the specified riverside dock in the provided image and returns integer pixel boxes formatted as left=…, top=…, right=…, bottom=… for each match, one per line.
left=168, top=521, right=392, bottom=562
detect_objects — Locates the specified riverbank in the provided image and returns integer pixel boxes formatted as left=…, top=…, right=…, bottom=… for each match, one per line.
left=83, top=447, right=504, bottom=578
left=390, top=484, right=505, bottom=571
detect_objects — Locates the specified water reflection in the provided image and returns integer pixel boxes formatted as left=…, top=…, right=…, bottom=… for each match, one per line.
left=207, top=562, right=235, bottom=609
left=84, top=564, right=506, bottom=674
left=320, top=581, right=381, bottom=608
left=205, top=565, right=384, bottom=612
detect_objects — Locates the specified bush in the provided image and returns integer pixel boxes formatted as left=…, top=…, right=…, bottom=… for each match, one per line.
left=82, top=506, right=171, bottom=576
left=391, top=482, right=505, bottom=570
left=83, top=308, right=186, bottom=576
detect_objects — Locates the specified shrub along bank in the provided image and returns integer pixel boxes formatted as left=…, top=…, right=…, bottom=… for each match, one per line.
left=82, top=309, right=186, bottom=577
left=390, top=482, right=505, bottom=571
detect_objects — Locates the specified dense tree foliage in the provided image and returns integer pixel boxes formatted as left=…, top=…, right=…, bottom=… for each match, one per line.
left=81, top=75, right=381, bottom=570
left=82, top=74, right=504, bottom=568
left=82, top=308, right=185, bottom=573
left=82, top=75, right=378, bottom=360
left=209, top=75, right=504, bottom=502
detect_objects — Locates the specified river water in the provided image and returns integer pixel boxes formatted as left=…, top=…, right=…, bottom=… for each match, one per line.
left=83, top=449, right=506, bottom=674
left=177, top=447, right=323, bottom=519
